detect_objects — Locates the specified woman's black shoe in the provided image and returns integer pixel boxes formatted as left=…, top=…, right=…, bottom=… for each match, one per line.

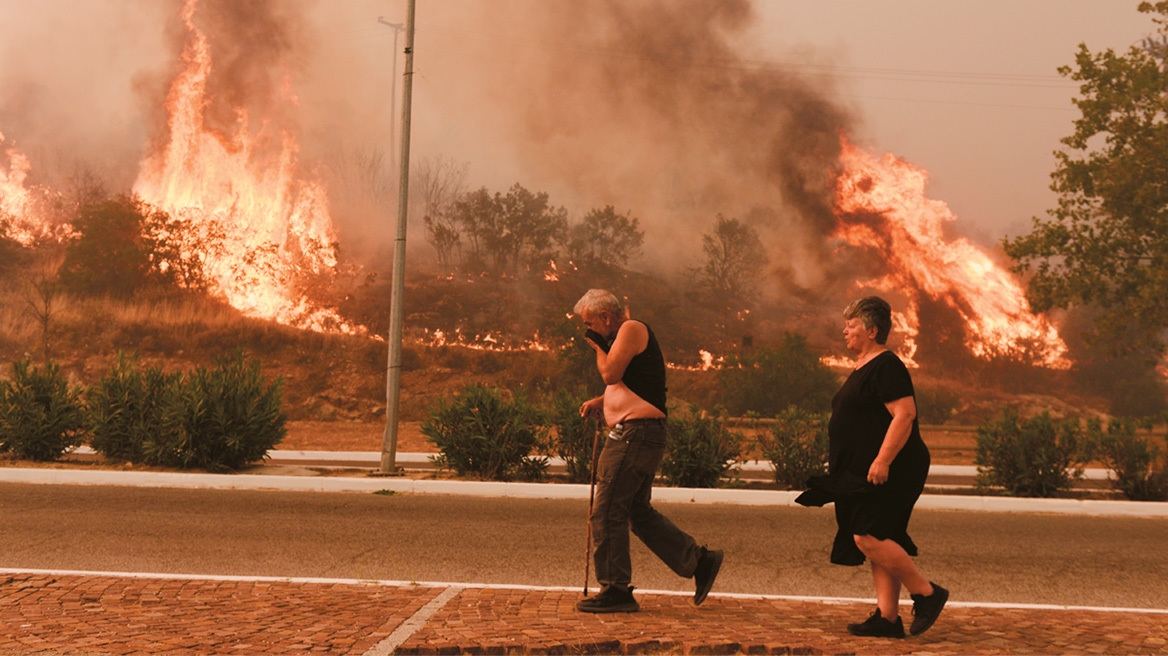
left=846, top=609, right=905, bottom=638
left=576, top=585, right=639, bottom=613
left=910, top=582, right=949, bottom=635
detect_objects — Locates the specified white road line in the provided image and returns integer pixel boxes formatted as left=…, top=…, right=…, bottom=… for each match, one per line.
left=363, top=585, right=463, bottom=656
left=1, top=567, right=1165, bottom=615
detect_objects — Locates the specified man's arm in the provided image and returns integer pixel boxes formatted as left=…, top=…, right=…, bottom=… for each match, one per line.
left=591, top=320, right=649, bottom=385
left=579, top=395, right=604, bottom=419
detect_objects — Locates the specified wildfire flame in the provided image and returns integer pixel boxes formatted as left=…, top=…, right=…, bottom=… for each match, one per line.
left=833, top=138, right=1068, bottom=368
left=667, top=349, right=724, bottom=371
left=0, top=132, right=65, bottom=246
left=422, top=328, right=551, bottom=352
left=132, top=0, right=358, bottom=334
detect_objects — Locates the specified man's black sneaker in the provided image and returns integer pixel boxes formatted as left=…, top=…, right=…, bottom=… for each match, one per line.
left=846, top=609, right=905, bottom=638
left=910, top=582, right=949, bottom=635
left=692, top=547, right=723, bottom=606
left=576, top=586, right=639, bottom=613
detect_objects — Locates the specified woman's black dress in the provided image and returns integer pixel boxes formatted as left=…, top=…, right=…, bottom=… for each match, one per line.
left=825, top=350, right=930, bottom=566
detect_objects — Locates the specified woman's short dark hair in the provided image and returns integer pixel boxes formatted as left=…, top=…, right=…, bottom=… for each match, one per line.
left=843, top=296, right=893, bottom=345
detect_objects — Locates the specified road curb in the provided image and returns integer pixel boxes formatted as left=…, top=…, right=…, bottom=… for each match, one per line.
left=2, top=466, right=1166, bottom=517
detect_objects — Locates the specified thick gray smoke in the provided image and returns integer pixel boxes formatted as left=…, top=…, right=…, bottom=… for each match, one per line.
left=0, top=0, right=175, bottom=194
left=382, top=0, right=857, bottom=290
left=1, top=0, right=858, bottom=292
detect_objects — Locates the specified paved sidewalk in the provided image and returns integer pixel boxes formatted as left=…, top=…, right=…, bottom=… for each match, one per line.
left=1, top=571, right=1165, bottom=655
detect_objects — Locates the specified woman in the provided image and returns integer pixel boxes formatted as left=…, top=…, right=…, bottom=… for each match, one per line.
left=821, top=297, right=948, bottom=638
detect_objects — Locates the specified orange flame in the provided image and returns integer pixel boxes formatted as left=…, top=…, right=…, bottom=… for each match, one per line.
left=422, top=328, right=552, bottom=352
left=543, top=259, right=559, bottom=281
left=833, top=138, right=1068, bottom=368
left=132, top=0, right=358, bottom=334
left=667, top=349, right=724, bottom=371
left=0, top=132, right=66, bottom=246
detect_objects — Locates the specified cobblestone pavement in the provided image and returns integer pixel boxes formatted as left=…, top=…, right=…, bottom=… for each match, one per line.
left=1, top=573, right=1165, bottom=655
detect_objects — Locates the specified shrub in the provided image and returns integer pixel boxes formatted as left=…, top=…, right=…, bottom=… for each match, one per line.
left=915, top=385, right=961, bottom=424
left=0, top=360, right=87, bottom=461
left=87, top=353, right=183, bottom=464
left=719, top=334, right=837, bottom=417
left=974, top=409, right=1089, bottom=497
left=660, top=407, right=743, bottom=488
left=1092, top=417, right=1168, bottom=502
left=515, top=454, right=550, bottom=482
left=59, top=196, right=175, bottom=298
left=546, top=386, right=601, bottom=483
left=156, top=352, right=287, bottom=472
left=422, top=383, right=549, bottom=481
left=759, top=406, right=829, bottom=489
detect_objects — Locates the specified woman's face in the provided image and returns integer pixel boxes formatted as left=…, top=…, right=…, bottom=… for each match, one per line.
left=842, top=317, right=876, bottom=354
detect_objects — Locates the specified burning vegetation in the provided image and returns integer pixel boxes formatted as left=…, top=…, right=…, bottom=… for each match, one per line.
left=1, top=0, right=1163, bottom=420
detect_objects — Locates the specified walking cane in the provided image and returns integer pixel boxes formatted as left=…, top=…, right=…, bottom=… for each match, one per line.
left=583, top=422, right=603, bottom=596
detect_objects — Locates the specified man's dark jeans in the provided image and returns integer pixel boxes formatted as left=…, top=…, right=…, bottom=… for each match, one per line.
left=590, top=419, right=702, bottom=591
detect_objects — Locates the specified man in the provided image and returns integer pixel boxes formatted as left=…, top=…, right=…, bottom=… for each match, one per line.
left=574, top=288, right=723, bottom=613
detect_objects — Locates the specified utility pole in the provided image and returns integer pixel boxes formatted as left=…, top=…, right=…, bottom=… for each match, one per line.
left=377, top=16, right=405, bottom=173
left=379, top=0, right=416, bottom=475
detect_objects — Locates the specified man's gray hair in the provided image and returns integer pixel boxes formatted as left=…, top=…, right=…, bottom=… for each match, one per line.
left=843, top=296, right=893, bottom=345
left=574, top=289, right=624, bottom=317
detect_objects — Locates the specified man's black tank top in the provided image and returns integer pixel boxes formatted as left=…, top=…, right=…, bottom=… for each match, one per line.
left=623, top=322, right=668, bottom=415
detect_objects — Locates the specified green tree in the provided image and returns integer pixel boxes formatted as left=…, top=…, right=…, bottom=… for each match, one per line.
left=447, top=184, right=567, bottom=275
left=449, top=187, right=499, bottom=272
left=0, top=213, right=23, bottom=272
left=496, top=183, right=568, bottom=273
left=417, top=155, right=468, bottom=272
left=565, top=205, right=645, bottom=266
left=692, top=214, right=768, bottom=303
left=1003, top=2, right=1168, bottom=353
left=59, top=195, right=198, bottom=297
left=718, top=334, right=837, bottom=416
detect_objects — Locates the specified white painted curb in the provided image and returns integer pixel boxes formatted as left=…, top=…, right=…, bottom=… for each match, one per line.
left=69, top=447, right=1117, bottom=480
left=2, top=467, right=1166, bottom=517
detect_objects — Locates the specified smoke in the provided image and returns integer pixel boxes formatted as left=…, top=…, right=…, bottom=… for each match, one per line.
left=1, top=0, right=859, bottom=289
left=182, top=0, right=314, bottom=150
left=388, top=0, right=856, bottom=287
left=0, top=0, right=175, bottom=193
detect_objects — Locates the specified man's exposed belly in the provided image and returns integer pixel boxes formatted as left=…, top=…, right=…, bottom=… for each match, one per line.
left=602, top=381, right=666, bottom=427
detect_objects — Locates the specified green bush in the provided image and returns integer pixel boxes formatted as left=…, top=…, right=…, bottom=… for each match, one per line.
left=423, top=383, right=549, bottom=481
left=974, top=409, right=1089, bottom=497
left=1092, top=417, right=1168, bottom=502
left=0, top=360, right=87, bottom=461
left=155, top=352, right=287, bottom=472
left=719, top=334, right=837, bottom=417
left=515, top=454, right=551, bottom=482
left=87, top=353, right=183, bottom=464
left=915, top=385, right=961, bottom=424
left=661, top=407, right=743, bottom=488
left=759, top=406, right=829, bottom=489
left=58, top=196, right=188, bottom=298
left=546, top=386, right=600, bottom=483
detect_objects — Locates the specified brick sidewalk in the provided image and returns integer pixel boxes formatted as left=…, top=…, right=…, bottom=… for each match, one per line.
left=1, top=573, right=1165, bottom=655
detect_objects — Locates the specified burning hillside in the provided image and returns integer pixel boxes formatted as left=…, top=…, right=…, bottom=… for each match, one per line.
left=0, top=131, right=66, bottom=246
left=0, top=0, right=1073, bottom=377
left=832, top=138, right=1068, bottom=369
left=131, top=0, right=359, bottom=334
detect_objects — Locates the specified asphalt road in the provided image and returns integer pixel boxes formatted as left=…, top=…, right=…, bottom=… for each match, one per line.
left=1, top=482, right=1165, bottom=610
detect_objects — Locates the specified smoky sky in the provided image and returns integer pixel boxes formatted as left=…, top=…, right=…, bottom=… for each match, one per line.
left=401, top=0, right=857, bottom=288
left=0, top=0, right=863, bottom=293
